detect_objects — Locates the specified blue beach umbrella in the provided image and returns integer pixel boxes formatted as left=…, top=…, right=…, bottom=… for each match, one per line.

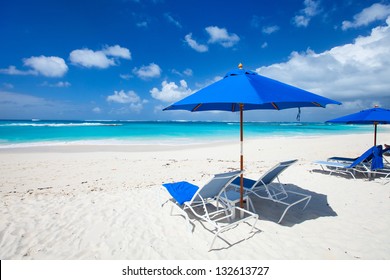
left=164, top=64, right=341, bottom=206
left=327, top=107, right=390, bottom=146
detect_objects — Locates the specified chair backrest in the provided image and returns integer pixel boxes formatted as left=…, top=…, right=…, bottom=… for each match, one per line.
left=253, top=159, right=297, bottom=188
left=349, top=146, right=377, bottom=168
left=192, top=170, right=242, bottom=203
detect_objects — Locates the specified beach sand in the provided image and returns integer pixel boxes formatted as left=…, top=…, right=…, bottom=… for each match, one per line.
left=0, top=133, right=389, bottom=260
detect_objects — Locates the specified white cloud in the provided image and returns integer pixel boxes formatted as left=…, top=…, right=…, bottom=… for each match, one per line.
left=184, top=33, right=209, bottom=52
left=172, top=68, right=193, bottom=77
left=150, top=80, right=192, bottom=102
left=256, top=16, right=390, bottom=109
left=23, top=56, right=68, bottom=77
left=133, top=63, right=161, bottom=79
left=119, top=73, right=133, bottom=80
left=102, top=45, right=131, bottom=59
left=342, top=3, right=390, bottom=30
left=293, top=0, right=321, bottom=27
left=205, top=26, right=240, bottom=47
left=262, top=25, right=280, bottom=34
left=1, top=56, right=68, bottom=78
left=106, top=90, right=147, bottom=113
left=183, top=68, right=193, bottom=76
left=129, top=102, right=144, bottom=113
left=261, top=42, right=268, bottom=49
left=0, top=65, right=36, bottom=76
left=293, top=15, right=310, bottom=28
left=107, top=90, right=141, bottom=104
left=70, top=49, right=115, bottom=68
left=69, top=45, right=131, bottom=68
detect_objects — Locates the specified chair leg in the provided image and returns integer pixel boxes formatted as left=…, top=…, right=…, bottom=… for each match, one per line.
left=209, top=230, right=221, bottom=251
left=277, top=205, right=291, bottom=224
left=277, top=196, right=311, bottom=223
left=246, top=196, right=256, bottom=213
left=171, top=205, right=193, bottom=233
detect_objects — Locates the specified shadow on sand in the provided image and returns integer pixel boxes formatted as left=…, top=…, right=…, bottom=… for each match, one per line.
left=248, top=183, right=338, bottom=227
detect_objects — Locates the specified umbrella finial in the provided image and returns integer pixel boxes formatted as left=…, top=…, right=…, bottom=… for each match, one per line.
left=238, top=63, right=243, bottom=69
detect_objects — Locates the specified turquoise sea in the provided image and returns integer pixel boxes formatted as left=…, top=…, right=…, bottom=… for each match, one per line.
left=0, top=119, right=377, bottom=148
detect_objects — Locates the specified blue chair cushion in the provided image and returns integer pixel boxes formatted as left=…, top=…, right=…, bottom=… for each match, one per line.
left=163, top=181, right=199, bottom=205
left=371, top=145, right=384, bottom=170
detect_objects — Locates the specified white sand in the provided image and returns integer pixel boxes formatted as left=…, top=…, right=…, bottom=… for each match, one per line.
left=0, top=133, right=389, bottom=260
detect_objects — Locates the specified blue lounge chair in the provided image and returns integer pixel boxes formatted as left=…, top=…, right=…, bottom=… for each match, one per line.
left=327, top=145, right=389, bottom=164
left=313, top=145, right=385, bottom=179
left=230, top=160, right=311, bottom=224
left=161, top=170, right=258, bottom=250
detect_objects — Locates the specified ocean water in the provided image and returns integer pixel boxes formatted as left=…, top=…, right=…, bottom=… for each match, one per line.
left=0, top=119, right=376, bottom=148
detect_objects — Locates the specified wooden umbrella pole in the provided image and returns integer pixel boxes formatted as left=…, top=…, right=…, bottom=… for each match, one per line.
left=374, top=122, right=378, bottom=146
left=240, top=104, right=244, bottom=208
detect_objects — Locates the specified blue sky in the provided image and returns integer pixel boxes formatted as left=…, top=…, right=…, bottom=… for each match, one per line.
left=1, top=0, right=390, bottom=121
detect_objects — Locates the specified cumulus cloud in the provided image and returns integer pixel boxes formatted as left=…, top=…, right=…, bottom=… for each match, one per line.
left=184, top=26, right=239, bottom=51
left=102, top=45, right=131, bottom=59
left=342, top=3, right=390, bottom=30
left=132, top=63, right=161, bottom=79
left=69, top=45, right=131, bottom=68
left=150, top=80, right=192, bottom=102
left=256, top=16, right=390, bottom=109
left=107, top=90, right=141, bottom=104
left=184, top=33, right=209, bottom=52
left=205, top=26, right=240, bottom=47
left=0, top=56, right=68, bottom=77
left=106, top=90, right=147, bottom=113
left=292, top=0, right=321, bottom=27
left=23, top=56, right=68, bottom=77
left=70, top=49, right=115, bottom=68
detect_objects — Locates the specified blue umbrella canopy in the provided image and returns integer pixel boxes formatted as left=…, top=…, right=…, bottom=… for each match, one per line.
left=327, top=107, right=390, bottom=145
left=164, top=65, right=341, bottom=207
left=164, top=68, right=341, bottom=112
left=327, top=107, right=390, bottom=124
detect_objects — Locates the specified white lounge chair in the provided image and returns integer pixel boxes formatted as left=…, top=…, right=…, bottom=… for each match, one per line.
left=161, top=170, right=258, bottom=250
left=230, top=160, right=311, bottom=224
